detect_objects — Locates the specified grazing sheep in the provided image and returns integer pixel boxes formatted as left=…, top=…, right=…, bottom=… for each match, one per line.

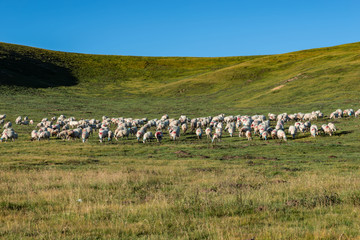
left=261, top=131, right=269, bottom=140
left=155, top=131, right=163, bottom=142
left=310, top=125, right=318, bottom=137
left=288, top=126, right=297, bottom=139
left=226, top=123, right=235, bottom=137
left=114, top=127, right=130, bottom=140
left=136, top=130, right=145, bottom=142
left=211, top=132, right=221, bottom=143
left=99, top=128, right=109, bottom=143
left=196, top=128, right=203, bottom=139
left=108, top=130, right=114, bottom=141
left=0, top=114, right=6, bottom=120
left=328, top=122, right=336, bottom=132
left=31, top=130, right=38, bottom=141
left=15, top=116, right=22, bottom=125
left=1, top=128, right=18, bottom=142
left=82, top=130, right=90, bottom=143
left=143, top=132, right=153, bottom=143
left=205, top=127, right=212, bottom=139
left=3, top=122, right=12, bottom=129
left=355, top=109, right=360, bottom=118
left=181, top=123, right=188, bottom=134
left=271, top=129, right=278, bottom=139
left=169, top=126, right=180, bottom=141
left=245, top=130, right=252, bottom=141
left=321, top=124, right=333, bottom=136
left=38, top=130, right=50, bottom=141
left=277, top=130, right=287, bottom=141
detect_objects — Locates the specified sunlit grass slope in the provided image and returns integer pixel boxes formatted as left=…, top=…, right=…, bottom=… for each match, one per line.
left=1, top=41, right=359, bottom=109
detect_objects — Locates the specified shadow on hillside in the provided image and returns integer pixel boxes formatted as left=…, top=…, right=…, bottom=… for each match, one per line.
left=0, top=50, right=78, bottom=88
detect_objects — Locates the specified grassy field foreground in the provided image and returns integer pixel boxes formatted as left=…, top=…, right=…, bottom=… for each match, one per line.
left=1, top=111, right=360, bottom=239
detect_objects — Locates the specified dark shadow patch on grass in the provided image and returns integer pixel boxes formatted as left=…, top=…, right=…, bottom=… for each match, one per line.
left=0, top=48, right=78, bottom=88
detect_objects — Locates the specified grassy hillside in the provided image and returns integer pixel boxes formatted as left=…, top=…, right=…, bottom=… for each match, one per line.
left=1, top=41, right=360, bottom=109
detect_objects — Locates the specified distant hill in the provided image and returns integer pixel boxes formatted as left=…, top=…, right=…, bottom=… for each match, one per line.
left=1, top=41, right=359, bottom=107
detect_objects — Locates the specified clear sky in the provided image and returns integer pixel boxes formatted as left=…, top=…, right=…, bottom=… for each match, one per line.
left=1, top=0, right=359, bottom=57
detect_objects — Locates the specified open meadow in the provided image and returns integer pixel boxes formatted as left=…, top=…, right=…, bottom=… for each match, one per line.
left=0, top=42, right=360, bottom=239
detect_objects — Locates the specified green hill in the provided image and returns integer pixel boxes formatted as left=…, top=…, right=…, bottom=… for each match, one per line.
left=0, top=41, right=359, bottom=115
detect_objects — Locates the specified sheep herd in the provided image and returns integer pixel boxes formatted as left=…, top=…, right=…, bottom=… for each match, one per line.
left=0, top=108, right=359, bottom=144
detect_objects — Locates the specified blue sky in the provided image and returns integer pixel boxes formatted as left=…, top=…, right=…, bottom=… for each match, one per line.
left=1, top=0, right=359, bottom=57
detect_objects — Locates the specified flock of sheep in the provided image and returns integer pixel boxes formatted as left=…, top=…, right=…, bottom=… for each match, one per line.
left=0, top=108, right=359, bottom=144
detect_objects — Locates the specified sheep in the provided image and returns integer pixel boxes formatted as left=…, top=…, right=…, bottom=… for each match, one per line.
left=108, top=130, right=114, bottom=141
left=271, top=129, right=278, bottom=139
left=136, top=130, right=145, bottom=142
left=82, top=130, right=90, bottom=143
left=239, top=126, right=251, bottom=137
left=245, top=130, right=252, bottom=141
left=169, top=126, right=180, bottom=141
left=226, top=122, right=235, bottom=137
left=114, top=127, right=130, bottom=140
left=3, top=122, right=12, bottom=129
left=0, top=114, right=6, bottom=120
left=15, top=116, right=22, bottom=125
left=38, top=130, right=50, bottom=141
left=310, top=125, right=318, bottom=137
left=155, top=131, right=163, bottom=142
left=181, top=123, right=188, bottom=134
left=288, top=125, right=297, bottom=138
left=31, top=130, right=38, bottom=141
left=329, top=112, right=339, bottom=119
left=205, top=127, right=212, bottom=139
left=328, top=123, right=336, bottom=133
left=211, top=132, right=221, bottom=143
left=68, top=128, right=82, bottom=140
left=355, top=109, right=360, bottom=118
left=99, top=128, right=109, bottom=143
left=321, top=124, right=333, bottom=136
left=1, top=128, right=18, bottom=142
left=0, top=120, right=4, bottom=125
left=196, top=128, right=203, bottom=139
left=277, top=130, right=287, bottom=141
left=143, top=132, right=153, bottom=143
left=261, top=131, right=269, bottom=140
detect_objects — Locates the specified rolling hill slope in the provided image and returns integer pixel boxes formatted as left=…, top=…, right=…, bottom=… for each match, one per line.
left=0, top=41, right=359, bottom=111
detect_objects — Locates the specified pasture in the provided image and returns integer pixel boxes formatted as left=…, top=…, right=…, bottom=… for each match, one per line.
left=1, top=94, right=360, bottom=239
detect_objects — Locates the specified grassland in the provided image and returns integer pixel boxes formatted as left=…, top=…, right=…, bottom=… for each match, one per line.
left=0, top=42, right=360, bottom=239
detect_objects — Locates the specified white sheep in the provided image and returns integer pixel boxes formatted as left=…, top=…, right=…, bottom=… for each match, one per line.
left=38, top=130, right=50, bottom=141
left=310, top=125, right=318, bottom=137
left=271, top=129, right=278, bottom=139
left=328, top=123, right=336, bottom=132
left=30, top=130, right=38, bottom=141
left=99, top=128, right=109, bottom=143
left=211, top=132, right=222, bottom=143
left=245, top=130, right=252, bottom=141
left=196, top=128, right=203, bottom=139
left=1, top=128, right=18, bottom=142
left=321, top=124, right=333, bottom=136
left=205, top=127, right=212, bottom=139
left=355, top=109, right=360, bottom=118
left=15, top=116, right=22, bottom=125
left=143, top=132, right=153, bottom=143
left=3, top=122, right=12, bottom=129
left=277, top=130, right=287, bottom=141
left=288, top=125, right=297, bottom=138
left=82, top=130, right=90, bottom=143
left=0, top=114, right=6, bottom=120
